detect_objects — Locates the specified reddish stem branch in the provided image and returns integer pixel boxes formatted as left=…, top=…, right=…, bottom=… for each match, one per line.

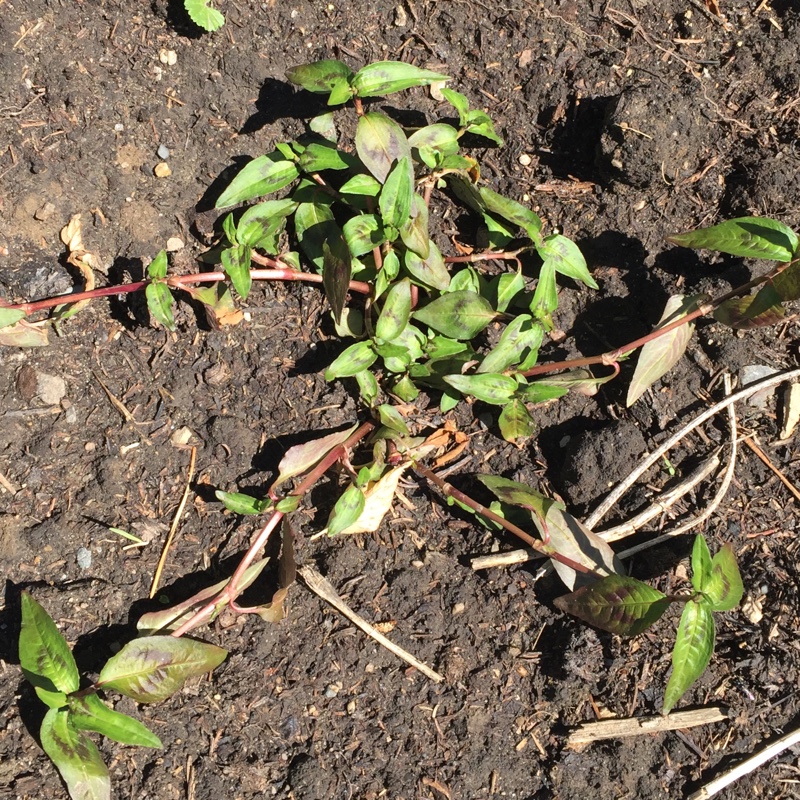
left=414, top=463, right=594, bottom=576
left=169, top=420, right=375, bottom=638
left=444, top=248, right=525, bottom=264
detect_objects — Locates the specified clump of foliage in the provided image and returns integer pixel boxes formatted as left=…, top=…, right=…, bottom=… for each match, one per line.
left=19, top=592, right=226, bottom=799
left=4, top=58, right=795, bottom=796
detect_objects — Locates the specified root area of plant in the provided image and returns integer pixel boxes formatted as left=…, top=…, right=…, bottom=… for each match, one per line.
left=1, top=2, right=799, bottom=799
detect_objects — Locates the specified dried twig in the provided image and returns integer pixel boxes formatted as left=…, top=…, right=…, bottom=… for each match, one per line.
left=568, top=707, right=727, bottom=746
left=742, top=435, right=800, bottom=504
left=687, top=724, right=800, bottom=800
left=586, top=368, right=800, bottom=530
left=299, top=564, right=444, bottom=683
left=150, top=446, right=197, bottom=598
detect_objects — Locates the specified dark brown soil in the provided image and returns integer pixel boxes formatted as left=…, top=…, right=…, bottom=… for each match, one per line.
left=2, top=2, right=800, bottom=799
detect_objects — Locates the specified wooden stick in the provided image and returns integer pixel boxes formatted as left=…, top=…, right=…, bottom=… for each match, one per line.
left=568, top=707, right=728, bottom=746
left=585, top=367, right=800, bottom=530
left=150, top=446, right=197, bottom=598
left=299, top=564, right=444, bottom=683
left=687, top=724, right=800, bottom=799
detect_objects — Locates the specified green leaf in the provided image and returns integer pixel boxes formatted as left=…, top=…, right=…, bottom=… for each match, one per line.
left=309, top=112, right=337, bottom=142
left=184, top=0, right=225, bottom=32
left=327, top=484, right=366, bottom=536
left=40, top=708, right=110, bottom=800
left=478, top=475, right=562, bottom=518
left=516, top=381, right=569, bottom=404
left=325, top=340, right=378, bottom=380
left=413, top=290, right=496, bottom=339
left=98, top=637, right=227, bottom=703
left=399, top=195, right=430, bottom=258
left=538, top=234, right=597, bottom=288
left=713, top=286, right=785, bottom=329
left=298, top=141, right=355, bottom=173
left=68, top=693, right=162, bottom=748
left=236, top=199, right=297, bottom=250
left=222, top=212, right=238, bottom=245
left=322, top=236, right=352, bottom=325
left=554, top=575, right=671, bottom=636
left=340, top=173, right=382, bottom=197
left=440, top=388, right=460, bottom=412
left=531, top=368, right=615, bottom=398
left=145, top=281, right=176, bottom=332
left=343, top=214, right=386, bottom=258
left=356, top=112, right=412, bottom=183
left=464, top=109, right=503, bottom=145
left=377, top=404, right=409, bottom=436
left=663, top=600, right=715, bottom=714
left=691, top=534, right=712, bottom=593
left=426, top=336, right=469, bottom=361
left=214, top=490, right=269, bottom=515
left=221, top=244, right=252, bottom=300
left=147, top=250, right=168, bottom=279
left=493, top=269, right=525, bottom=313
left=0, top=307, right=26, bottom=328
left=479, top=187, right=542, bottom=242
left=444, top=373, right=517, bottom=404
left=498, top=399, right=536, bottom=442
left=449, top=266, right=482, bottom=294
left=351, top=61, right=449, bottom=98
left=355, top=369, right=380, bottom=406
left=705, top=544, right=744, bottom=612
left=530, top=260, right=558, bottom=326
left=392, top=374, right=419, bottom=402
left=408, top=123, right=460, bottom=167
left=478, top=314, right=542, bottom=374
left=771, top=260, right=800, bottom=301
left=668, top=217, right=798, bottom=262
left=294, top=198, right=340, bottom=271
left=375, top=278, right=412, bottom=342
left=404, top=241, right=450, bottom=291
left=216, top=152, right=299, bottom=208
left=627, top=295, right=700, bottom=406
left=379, top=156, right=414, bottom=230
left=19, top=592, right=80, bottom=695
left=441, top=88, right=471, bottom=123
left=286, top=59, right=355, bottom=94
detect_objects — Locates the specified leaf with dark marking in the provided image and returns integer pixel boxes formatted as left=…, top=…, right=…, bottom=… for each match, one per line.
left=322, top=235, right=353, bottom=325
left=705, top=544, right=743, bottom=612
left=668, top=217, right=798, bottom=262
left=554, top=575, right=671, bottom=636
left=355, top=112, right=412, bottom=183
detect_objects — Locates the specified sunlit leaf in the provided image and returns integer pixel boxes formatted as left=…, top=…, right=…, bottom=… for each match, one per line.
left=98, top=637, right=227, bottom=703
left=530, top=261, right=558, bottom=326
left=185, top=0, right=225, bottom=32
left=771, top=260, right=800, bottom=301
left=298, top=141, right=355, bottom=173
left=554, top=575, right=671, bottom=636
left=0, top=307, right=26, bottom=328
left=478, top=475, right=562, bottom=520
left=309, top=112, right=337, bottom=142
left=137, top=559, right=271, bottom=634
left=464, top=108, right=503, bottom=145
left=668, top=217, right=798, bottom=262
left=145, top=281, right=176, bottom=331
left=221, top=244, right=252, bottom=300
left=377, top=403, right=409, bottom=436
left=479, top=186, right=541, bottom=241
left=691, top=534, right=712, bottom=593
left=538, top=234, right=597, bottom=288
left=498, top=399, right=536, bottom=443
left=705, top=544, right=744, bottom=612
left=19, top=592, right=80, bottom=695
left=343, top=214, right=386, bottom=258
left=441, top=87, right=470, bottom=123
left=324, top=340, right=378, bottom=379
left=339, top=173, right=382, bottom=197
left=493, top=269, right=525, bottom=313
left=627, top=294, right=700, bottom=406
left=532, top=368, right=615, bottom=397
left=147, top=250, right=168, bottom=279
left=274, top=424, right=358, bottom=487
left=214, top=490, right=270, bottom=515
left=40, top=708, right=110, bottom=800
left=0, top=318, right=49, bottom=347
left=68, top=693, right=162, bottom=748
left=478, top=314, right=542, bottom=374
left=413, top=290, right=496, bottom=340
left=404, top=241, right=450, bottom=291
left=181, top=282, right=243, bottom=329
left=327, top=483, right=366, bottom=537
left=355, top=369, right=380, bottom=406
left=408, top=123, right=459, bottom=167
left=443, top=372, right=517, bottom=405
left=338, top=464, right=409, bottom=534
left=294, top=197, right=340, bottom=271
left=215, top=153, right=299, bottom=208
left=322, top=235, right=352, bottom=325
left=663, top=599, right=715, bottom=714
left=379, top=156, right=414, bottom=230
left=352, top=61, right=449, bottom=98
left=399, top=195, right=430, bottom=258
left=236, top=199, right=297, bottom=249
left=355, top=112, right=412, bottom=183
left=375, top=278, right=412, bottom=342
left=713, top=288, right=785, bottom=329
left=286, top=59, right=355, bottom=94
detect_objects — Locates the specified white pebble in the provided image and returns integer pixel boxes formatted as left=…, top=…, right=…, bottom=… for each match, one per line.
left=76, top=547, right=92, bottom=569
left=114, top=123, right=124, bottom=132
left=518, top=153, right=532, bottom=166
left=157, top=144, right=170, bottom=159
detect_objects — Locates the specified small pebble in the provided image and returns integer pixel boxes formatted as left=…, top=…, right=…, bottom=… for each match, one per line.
left=76, top=547, right=92, bottom=570
left=159, top=48, right=177, bottom=66
left=166, top=236, right=184, bottom=251
left=518, top=153, right=532, bottom=166
left=114, top=123, right=124, bottom=132
left=157, top=144, right=170, bottom=159
left=154, top=162, right=171, bottom=178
